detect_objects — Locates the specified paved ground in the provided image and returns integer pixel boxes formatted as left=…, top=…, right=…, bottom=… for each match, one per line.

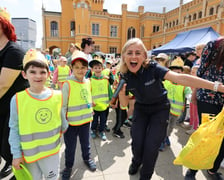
left=1, top=109, right=224, bottom=180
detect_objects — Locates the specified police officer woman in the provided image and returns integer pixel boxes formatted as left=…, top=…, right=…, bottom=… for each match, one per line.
left=118, top=38, right=224, bottom=180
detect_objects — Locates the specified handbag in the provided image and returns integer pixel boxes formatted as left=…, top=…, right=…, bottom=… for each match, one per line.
left=173, top=108, right=224, bottom=170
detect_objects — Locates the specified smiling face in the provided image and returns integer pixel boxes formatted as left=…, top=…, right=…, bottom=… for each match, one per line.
left=123, top=43, right=146, bottom=74
left=22, top=66, right=49, bottom=92
left=72, top=60, right=88, bottom=81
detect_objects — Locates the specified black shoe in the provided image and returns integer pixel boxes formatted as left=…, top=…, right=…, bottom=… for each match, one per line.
left=184, top=169, right=196, bottom=180
left=128, top=163, right=139, bottom=175
left=123, top=120, right=132, bottom=128
left=84, top=159, right=96, bottom=172
left=61, top=167, right=72, bottom=180
left=113, top=130, right=125, bottom=138
left=0, top=163, right=12, bottom=178
left=207, top=170, right=224, bottom=180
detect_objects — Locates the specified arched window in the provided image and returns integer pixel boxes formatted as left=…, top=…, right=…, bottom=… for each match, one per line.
left=198, top=11, right=202, bottom=19
left=176, top=19, right=179, bottom=25
left=50, top=21, right=58, bottom=37
left=173, top=21, right=175, bottom=27
left=70, top=21, right=75, bottom=37
left=127, top=27, right=136, bottom=40
left=189, top=15, right=192, bottom=22
left=193, top=13, right=197, bottom=20
left=209, top=7, right=214, bottom=15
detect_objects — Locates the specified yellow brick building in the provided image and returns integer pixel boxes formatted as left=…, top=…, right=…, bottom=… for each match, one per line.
left=42, top=0, right=224, bottom=55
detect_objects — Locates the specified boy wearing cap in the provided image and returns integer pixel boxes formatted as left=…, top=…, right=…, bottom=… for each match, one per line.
left=61, top=50, right=96, bottom=180
left=52, top=56, right=71, bottom=89
left=89, top=58, right=113, bottom=141
left=159, top=57, right=192, bottom=151
left=8, top=49, right=68, bottom=180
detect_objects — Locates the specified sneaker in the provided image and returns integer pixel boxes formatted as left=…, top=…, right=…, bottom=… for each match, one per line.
left=99, top=132, right=107, bottom=141
left=165, top=136, right=170, bottom=146
left=128, top=163, right=139, bottom=175
left=159, top=142, right=165, bottom=151
left=0, top=163, right=12, bottom=178
left=123, top=120, right=132, bottom=128
left=178, top=122, right=192, bottom=130
left=184, top=169, right=196, bottom=180
left=221, top=160, right=224, bottom=168
left=207, top=170, right=224, bottom=180
left=61, top=167, right=72, bottom=180
left=84, top=159, right=96, bottom=172
left=113, top=130, right=125, bottom=138
left=186, top=129, right=195, bottom=135
left=91, top=130, right=97, bottom=139
left=104, top=125, right=110, bottom=132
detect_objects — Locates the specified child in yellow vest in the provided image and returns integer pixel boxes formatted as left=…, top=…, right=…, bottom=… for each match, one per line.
left=89, top=57, right=113, bottom=141
left=159, top=57, right=192, bottom=151
left=61, top=51, right=97, bottom=179
left=8, top=49, right=68, bottom=180
left=52, top=56, right=71, bottom=89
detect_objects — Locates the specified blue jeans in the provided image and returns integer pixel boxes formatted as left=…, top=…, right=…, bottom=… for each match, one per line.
left=91, top=109, right=107, bottom=132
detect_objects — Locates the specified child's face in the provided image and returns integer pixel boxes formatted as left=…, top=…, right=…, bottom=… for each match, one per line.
left=172, top=68, right=182, bottom=74
left=22, top=66, right=49, bottom=89
left=72, top=61, right=88, bottom=81
left=92, top=64, right=103, bottom=76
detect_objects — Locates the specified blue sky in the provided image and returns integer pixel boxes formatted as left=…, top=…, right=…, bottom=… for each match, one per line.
left=1, top=0, right=192, bottom=48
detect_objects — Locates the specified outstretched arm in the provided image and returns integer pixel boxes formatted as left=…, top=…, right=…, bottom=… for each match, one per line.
left=164, top=70, right=224, bottom=93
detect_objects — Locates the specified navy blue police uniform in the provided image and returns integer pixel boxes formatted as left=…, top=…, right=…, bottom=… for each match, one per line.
left=124, top=60, right=170, bottom=179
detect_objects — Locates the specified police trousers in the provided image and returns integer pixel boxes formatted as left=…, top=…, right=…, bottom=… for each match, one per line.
left=130, top=100, right=170, bottom=179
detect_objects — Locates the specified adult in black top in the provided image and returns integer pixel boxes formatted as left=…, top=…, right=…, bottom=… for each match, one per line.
left=118, top=38, right=224, bottom=180
left=0, top=11, right=28, bottom=179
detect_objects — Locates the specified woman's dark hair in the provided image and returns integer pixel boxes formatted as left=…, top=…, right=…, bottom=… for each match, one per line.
left=0, top=17, right=16, bottom=42
left=24, top=60, right=49, bottom=73
left=213, top=38, right=224, bottom=69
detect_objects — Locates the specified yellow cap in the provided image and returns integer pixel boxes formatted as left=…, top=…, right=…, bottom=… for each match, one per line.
left=75, top=43, right=81, bottom=50
left=23, top=49, right=48, bottom=67
left=0, top=7, right=11, bottom=22
left=170, top=57, right=184, bottom=68
left=89, top=56, right=103, bottom=68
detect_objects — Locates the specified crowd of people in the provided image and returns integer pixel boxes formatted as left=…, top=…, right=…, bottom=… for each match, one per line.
left=1, top=6, right=224, bottom=180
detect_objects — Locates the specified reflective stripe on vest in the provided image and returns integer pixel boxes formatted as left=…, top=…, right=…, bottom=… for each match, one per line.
left=58, top=66, right=70, bottom=82
left=91, top=78, right=109, bottom=111
left=66, top=80, right=93, bottom=126
left=163, top=80, right=185, bottom=116
left=16, top=89, right=62, bottom=163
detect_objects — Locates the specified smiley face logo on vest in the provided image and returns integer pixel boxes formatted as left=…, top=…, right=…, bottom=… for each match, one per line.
left=80, top=88, right=89, bottom=100
left=35, top=108, right=52, bottom=124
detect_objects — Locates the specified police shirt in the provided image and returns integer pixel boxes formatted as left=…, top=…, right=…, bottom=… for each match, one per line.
left=124, top=60, right=169, bottom=105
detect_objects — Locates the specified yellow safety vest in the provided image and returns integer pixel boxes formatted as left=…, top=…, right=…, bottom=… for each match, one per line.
left=91, top=78, right=109, bottom=111
left=102, top=68, right=110, bottom=76
left=66, top=80, right=93, bottom=126
left=58, top=65, right=70, bottom=82
left=16, top=89, right=62, bottom=163
left=163, top=80, right=185, bottom=117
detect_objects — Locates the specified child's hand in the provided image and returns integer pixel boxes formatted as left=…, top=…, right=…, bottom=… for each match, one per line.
left=12, top=158, right=24, bottom=170
left=113, top=80, right=118, bottom=89
left=92, top=102, right=96, bottom=107
left=103, top=75, right=109, bottom=79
